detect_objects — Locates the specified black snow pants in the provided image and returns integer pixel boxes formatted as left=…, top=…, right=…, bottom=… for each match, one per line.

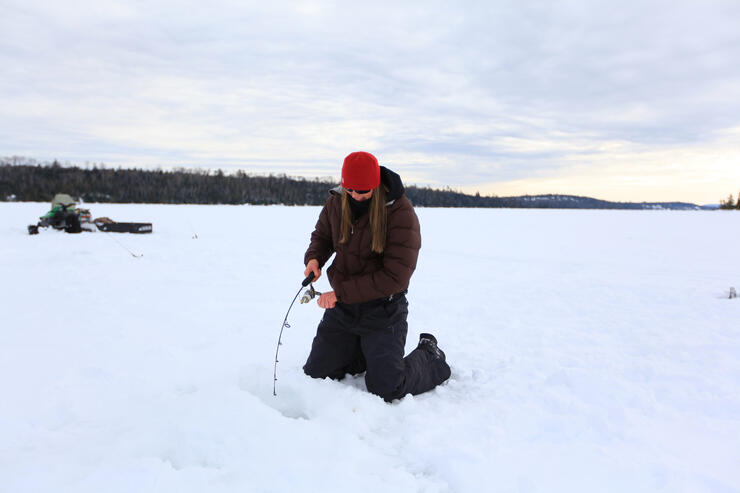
left=303, top=293, right=451, bottom=402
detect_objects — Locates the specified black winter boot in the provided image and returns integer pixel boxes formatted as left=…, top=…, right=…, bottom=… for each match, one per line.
left=418, top=333, right=446, bottom=361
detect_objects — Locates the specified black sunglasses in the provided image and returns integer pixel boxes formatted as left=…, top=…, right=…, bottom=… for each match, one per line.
left=345, top=188, right=371, bottom=194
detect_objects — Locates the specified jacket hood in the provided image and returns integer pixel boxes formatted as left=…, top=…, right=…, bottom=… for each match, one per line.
left=380, top=166, right=404, bottom=202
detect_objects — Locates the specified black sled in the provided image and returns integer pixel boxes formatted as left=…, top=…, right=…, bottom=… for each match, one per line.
left=95, top=221, right=153, bottom=234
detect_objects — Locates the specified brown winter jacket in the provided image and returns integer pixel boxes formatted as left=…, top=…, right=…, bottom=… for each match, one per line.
left=304, top=167, right=421, bottom=305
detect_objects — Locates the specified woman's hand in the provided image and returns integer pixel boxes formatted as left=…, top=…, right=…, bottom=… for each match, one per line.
left=304, top=259, right=321, bottom=282
left=317, top=291, right=337, bottom=309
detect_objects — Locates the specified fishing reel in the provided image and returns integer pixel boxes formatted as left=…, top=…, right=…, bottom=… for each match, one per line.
left=300, top=283, right=322, bottom=304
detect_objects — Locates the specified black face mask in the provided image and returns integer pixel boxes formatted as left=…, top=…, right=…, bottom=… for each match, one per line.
left=348, top=194, right=371, bottom=218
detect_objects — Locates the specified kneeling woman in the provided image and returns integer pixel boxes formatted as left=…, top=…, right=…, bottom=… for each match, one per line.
left=303, top=151, right=451, bottom=402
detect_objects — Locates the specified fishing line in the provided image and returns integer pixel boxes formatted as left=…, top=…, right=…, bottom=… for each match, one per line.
left=101, top=230, right=143, bottom=258
left=186, top=218, right=199, bottom=239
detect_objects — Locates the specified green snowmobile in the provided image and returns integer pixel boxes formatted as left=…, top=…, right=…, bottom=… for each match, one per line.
left=28, top=194, right=85, bottom=234
left=28, top=193, right=152, bottom=235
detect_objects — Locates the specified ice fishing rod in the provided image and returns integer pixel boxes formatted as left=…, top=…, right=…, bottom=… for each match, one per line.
left=273, top=272, right=322, bottom=396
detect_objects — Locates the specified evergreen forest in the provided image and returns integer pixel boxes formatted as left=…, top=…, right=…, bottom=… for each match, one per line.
left=0, top=158, right=707, bottom=210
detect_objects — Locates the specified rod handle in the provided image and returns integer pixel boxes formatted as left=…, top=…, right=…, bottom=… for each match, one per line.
left=302, top=271, right=316, bottom=286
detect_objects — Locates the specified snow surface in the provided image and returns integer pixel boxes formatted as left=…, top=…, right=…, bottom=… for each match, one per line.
left=1, top=202, right=739, bottom=493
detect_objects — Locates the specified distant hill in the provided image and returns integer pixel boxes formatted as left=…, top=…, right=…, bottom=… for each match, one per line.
left=0, top=160, right=704, bottom=210
left=403, top=189, right=701, bottom=210
left=489, top=194, right=701, bottom=210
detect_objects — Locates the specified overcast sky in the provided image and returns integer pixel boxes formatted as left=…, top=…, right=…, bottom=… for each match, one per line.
left=2, top=1, right=739, bottom=203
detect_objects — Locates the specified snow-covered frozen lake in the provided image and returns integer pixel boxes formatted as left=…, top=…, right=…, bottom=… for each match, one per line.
left=1, top=202, right=738, bottom=492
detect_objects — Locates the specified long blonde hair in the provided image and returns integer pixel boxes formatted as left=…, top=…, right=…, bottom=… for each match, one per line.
left=340, top=186, right=388, bottom=253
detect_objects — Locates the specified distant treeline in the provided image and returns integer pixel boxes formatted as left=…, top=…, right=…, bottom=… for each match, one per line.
left=0, top=159, right=502, bottom=207
left=0, top=158, right=701, bottom=210
left=719, top=192, right=740, bottom=210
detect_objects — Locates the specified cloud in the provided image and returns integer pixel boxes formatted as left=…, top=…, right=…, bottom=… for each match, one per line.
left=1, top=0, right=740, bottom=202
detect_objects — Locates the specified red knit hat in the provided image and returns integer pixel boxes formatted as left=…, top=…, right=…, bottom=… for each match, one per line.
left=341, top=151, right=380, bottom=191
